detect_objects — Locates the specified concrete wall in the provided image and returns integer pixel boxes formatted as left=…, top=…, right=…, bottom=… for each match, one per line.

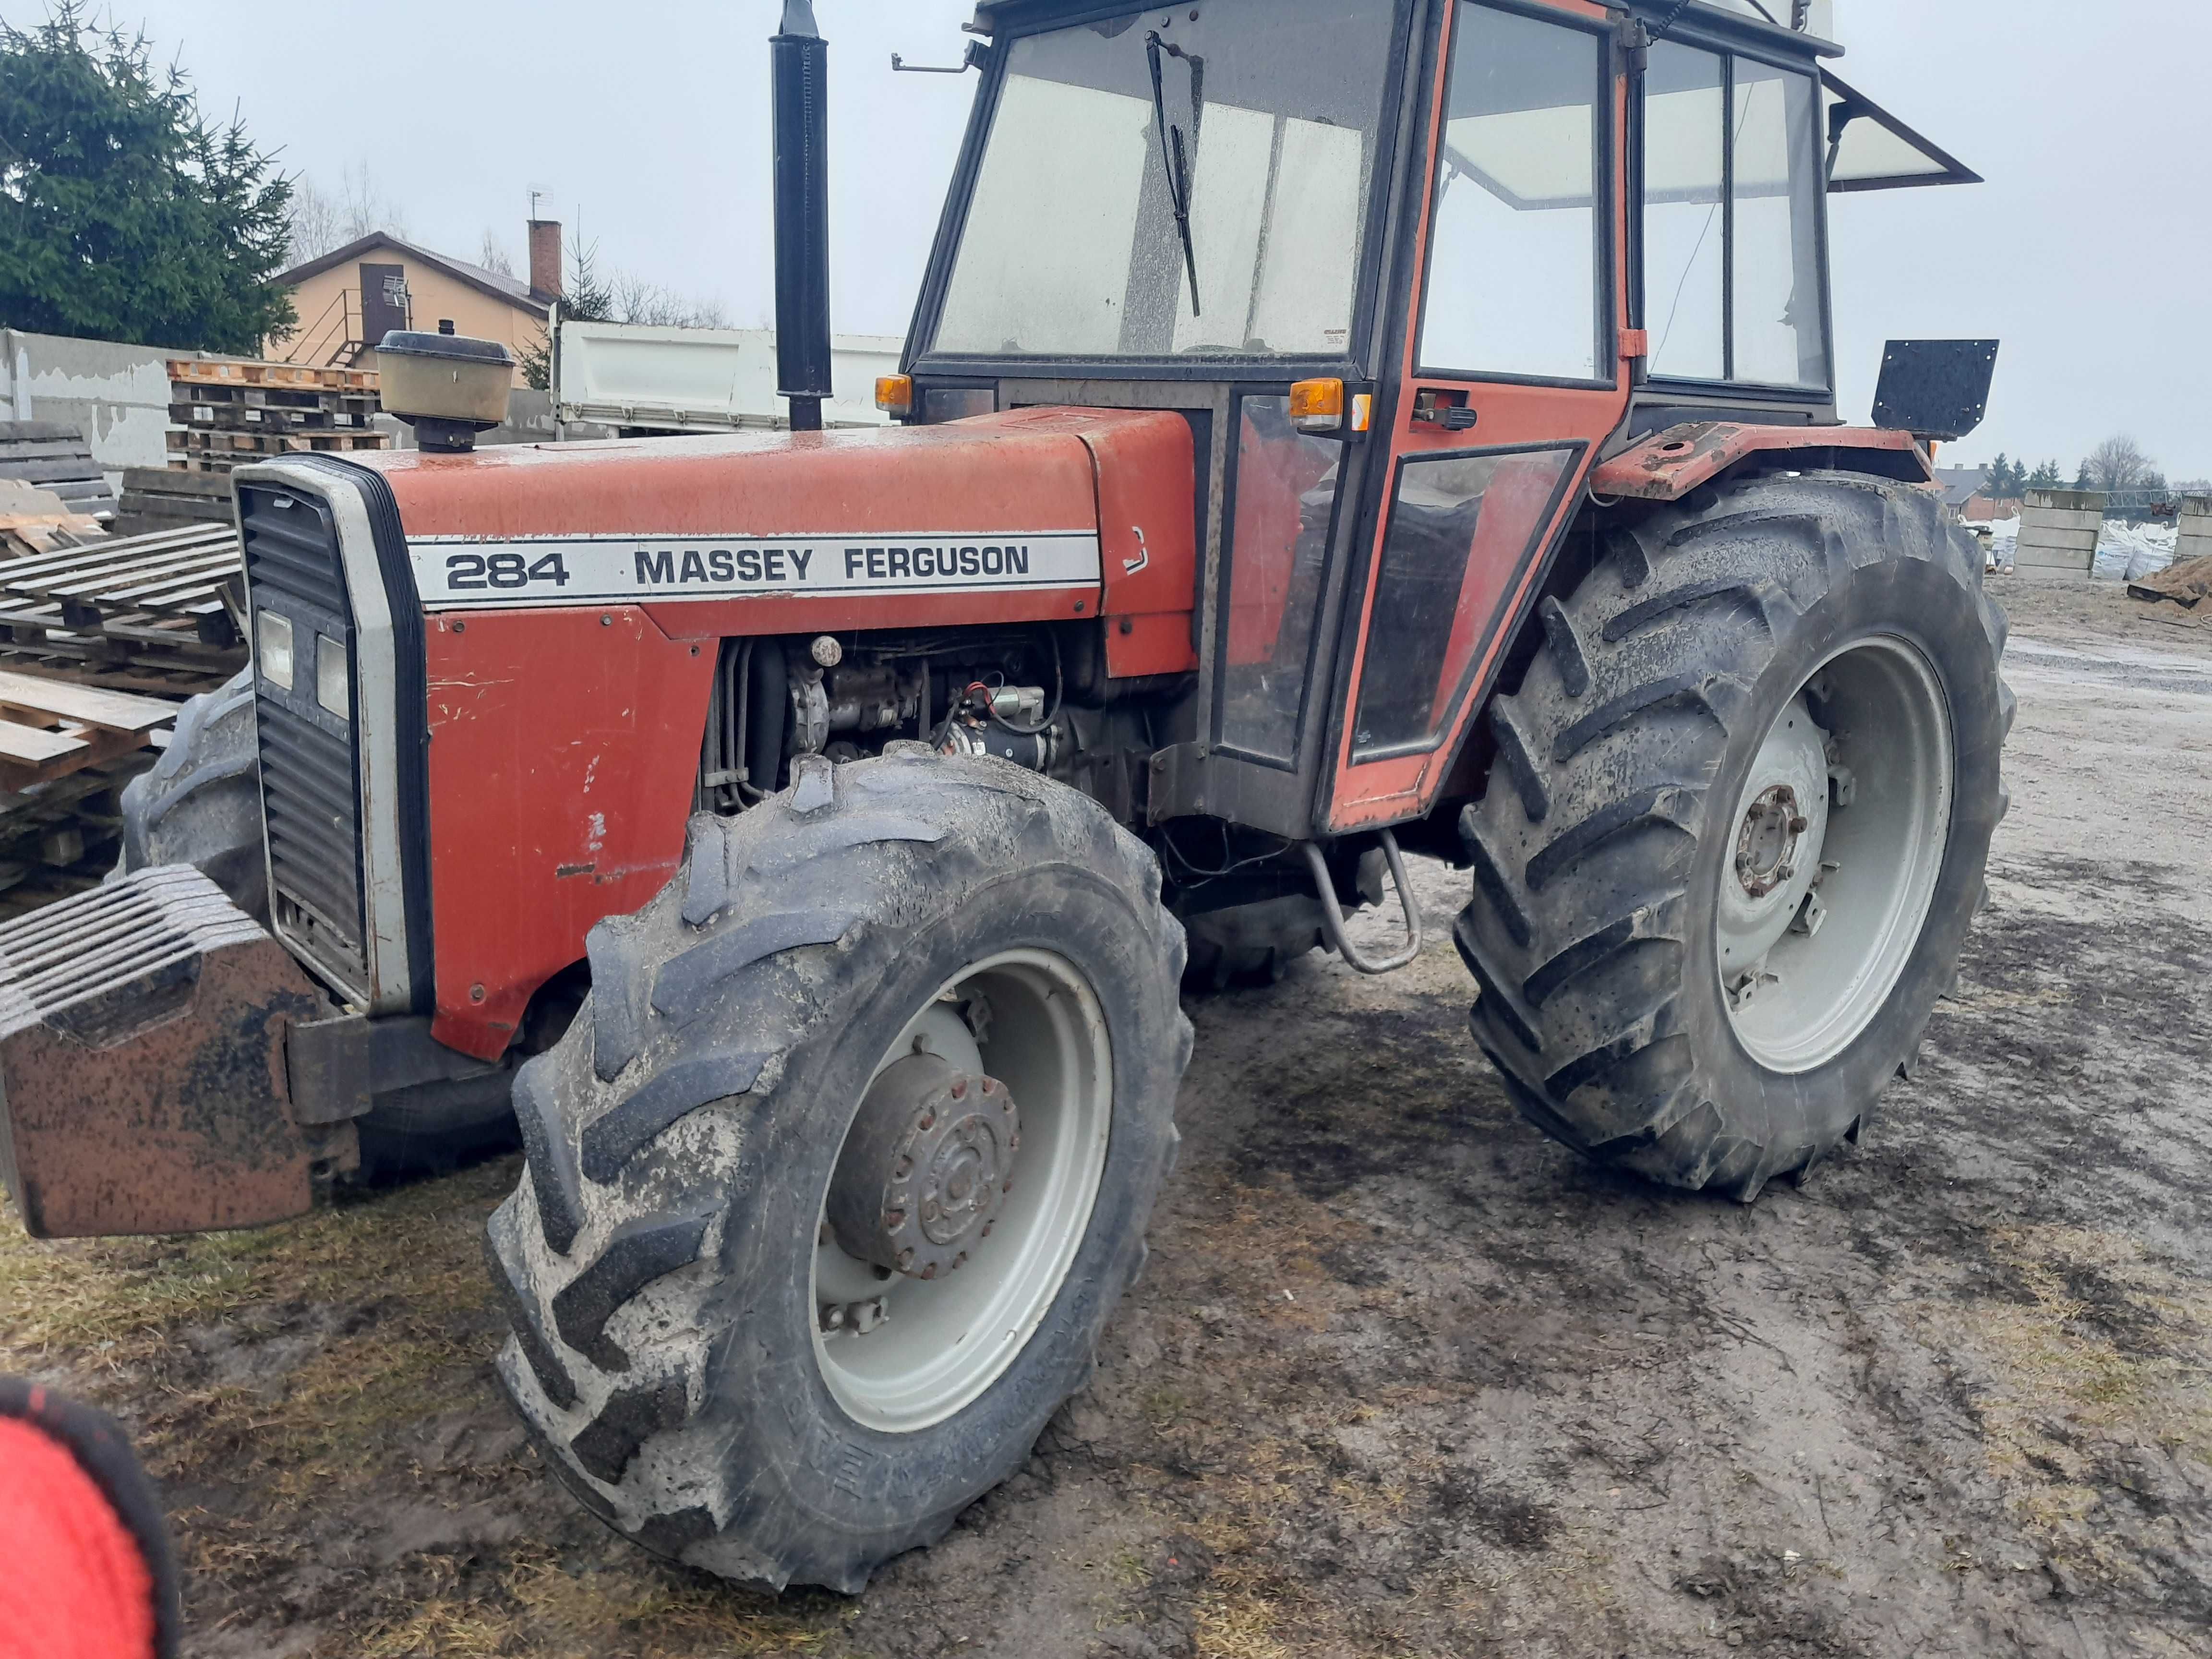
left=0, top=328, right=172, bottom=481
left=2016, top=488, right=2105, bottom=579
left=277, top=251, right=543, bottom=384
left=2178, top=496, right=2212, bottom=568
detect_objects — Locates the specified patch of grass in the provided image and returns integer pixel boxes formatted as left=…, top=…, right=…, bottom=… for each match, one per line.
left=0, top=1159, right=513, bottom=1370
left=1916, top=1224, right=2212, bottom=1582
left=1193, top=1592, right=1292, bottom=1659
left=489, top=1544, right=835, bottom=1659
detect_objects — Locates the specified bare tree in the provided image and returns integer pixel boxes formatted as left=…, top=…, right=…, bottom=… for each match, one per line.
left=610, top=269, right=728, bottom=329
left=2083, top=435, right=2155, bottom=493
left=477, top=229, right=515, bottom=278
left=285, top=176, right=344, bottom=261
left=285, top=161, right=409, bottom=260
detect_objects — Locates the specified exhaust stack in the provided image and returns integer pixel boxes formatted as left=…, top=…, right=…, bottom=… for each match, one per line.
left=771, top=0, right=833, bottom=433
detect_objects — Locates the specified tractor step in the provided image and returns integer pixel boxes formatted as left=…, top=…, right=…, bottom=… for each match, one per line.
left=0, top=866, right=340, bottom=1238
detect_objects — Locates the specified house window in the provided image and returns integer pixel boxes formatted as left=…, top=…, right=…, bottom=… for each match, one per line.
left=1643, top=42, right=1827, bottom=389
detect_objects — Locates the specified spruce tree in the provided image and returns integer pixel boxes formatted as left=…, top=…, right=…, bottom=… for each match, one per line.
left=0, top=4, right=295, bottom=354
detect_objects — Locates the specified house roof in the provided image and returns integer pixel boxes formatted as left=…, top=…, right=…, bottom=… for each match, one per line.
left=1935, top=466, right=1990, bottom=509
left=276, top=232, right=549, bottom=319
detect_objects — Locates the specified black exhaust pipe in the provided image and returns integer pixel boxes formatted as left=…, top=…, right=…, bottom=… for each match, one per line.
left=771, top=0, right=833, bottom=433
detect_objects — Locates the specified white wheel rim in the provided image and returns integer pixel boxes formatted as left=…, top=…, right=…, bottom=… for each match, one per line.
left=1719, top=635, right=1954, bottom=1073
left=810, top=949, right=1112, bottom=1433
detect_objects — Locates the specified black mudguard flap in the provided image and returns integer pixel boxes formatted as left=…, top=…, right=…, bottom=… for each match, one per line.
left=0, top=866, right=334, bottom=1239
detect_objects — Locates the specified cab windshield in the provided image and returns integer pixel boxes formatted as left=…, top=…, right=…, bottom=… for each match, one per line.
left=931, top=0, right=1397, bottom=360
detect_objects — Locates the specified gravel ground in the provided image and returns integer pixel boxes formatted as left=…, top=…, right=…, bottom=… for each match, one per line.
left=2, top=575, right=2207, bottom=1659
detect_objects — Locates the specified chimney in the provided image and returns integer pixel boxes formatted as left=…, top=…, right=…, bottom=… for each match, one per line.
left=527, top=220, right=562, bottom=302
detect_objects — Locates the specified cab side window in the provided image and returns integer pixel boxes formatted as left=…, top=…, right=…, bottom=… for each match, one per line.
left=1418, top=1, right=1608, bottom=382
left=1643, top=41, right=1827, bottom=388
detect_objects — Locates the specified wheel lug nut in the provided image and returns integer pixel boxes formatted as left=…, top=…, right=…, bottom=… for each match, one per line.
left=918, top=1111, right=936, bottom=1131
left=981, top=1219, right=994, bottom=1238
left=950, top=1078, right=968, bottom=1100
left=952, top=1252, right=967, bottom=1271
left=920, top=1262, right=938, bottom=1281
left=1789, top=815, right=1809, bottom=834
left=897, top=1247, right=914, bottom=1270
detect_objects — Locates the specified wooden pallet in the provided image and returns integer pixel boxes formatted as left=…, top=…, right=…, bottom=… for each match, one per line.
left=0, top=751, right=162, bottom=919
left=172, top=402, right=376, bottom=434
left=0, top=670, right=175, bottom=793
left=0, top=523, right=246, bottom=686
left=166, top=427, right=387, bottom=459
left=169, top=358, right=378, bottom=392
left=117, top=467, right=233, bottom=526
left=0, top=421, right=117, bottom=519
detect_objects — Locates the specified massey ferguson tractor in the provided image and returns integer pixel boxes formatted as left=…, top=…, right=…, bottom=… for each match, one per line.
left=0, top=0, right=2004, bottom=1595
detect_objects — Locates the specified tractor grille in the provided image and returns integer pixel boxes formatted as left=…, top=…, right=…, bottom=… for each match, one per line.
left=239, top=481, right=369, bottom=999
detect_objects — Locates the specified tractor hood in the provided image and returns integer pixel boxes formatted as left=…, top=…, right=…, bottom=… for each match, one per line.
left=354, top=406, right=1195, bottom=639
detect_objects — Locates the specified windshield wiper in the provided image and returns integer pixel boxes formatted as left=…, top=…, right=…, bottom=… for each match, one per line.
left=1145, top=30, right=1202, bottom=317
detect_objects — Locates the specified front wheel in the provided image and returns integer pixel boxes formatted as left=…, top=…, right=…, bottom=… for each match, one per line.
left=1456, top=471, right=2011, bottom=1200
left=486, top=753, right=1190, bottom=1591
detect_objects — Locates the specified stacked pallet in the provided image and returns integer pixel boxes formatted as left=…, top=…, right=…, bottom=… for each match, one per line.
left=0, top=522, right=245, bottom=693
left=0, top=673, right=179, bottom=916
left=165, top=358, right=386, bottom=472
left=117, top=467, right=231, bottom=526
left=0, top=421, right=117, bottom=520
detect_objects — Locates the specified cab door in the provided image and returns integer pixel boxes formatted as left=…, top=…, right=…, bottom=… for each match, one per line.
left=1323, top=0, right=1634, bottom=831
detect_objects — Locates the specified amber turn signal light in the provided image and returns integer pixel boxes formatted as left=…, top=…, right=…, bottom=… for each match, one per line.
left=875, top=374, right=914, bottom=415
left=1290, top=377, right=1344, bottom=434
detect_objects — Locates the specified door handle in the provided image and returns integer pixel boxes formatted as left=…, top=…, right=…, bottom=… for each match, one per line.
left=1410, top=389, right=1478, bottom=431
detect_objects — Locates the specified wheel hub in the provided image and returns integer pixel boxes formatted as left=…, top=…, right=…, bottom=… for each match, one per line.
left=826, top=1052, right=1019, bottom=1282
left=1734, top=783, right=1810, bottom=899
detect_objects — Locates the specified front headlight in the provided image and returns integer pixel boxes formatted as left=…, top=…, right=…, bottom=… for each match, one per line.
left=316, top=634, right=349, bottom=719
left=256, top=610, right=294, bottom=690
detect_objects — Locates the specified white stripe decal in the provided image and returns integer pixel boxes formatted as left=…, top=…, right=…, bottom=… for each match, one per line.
left=408, top=531, right=1102, bottom=609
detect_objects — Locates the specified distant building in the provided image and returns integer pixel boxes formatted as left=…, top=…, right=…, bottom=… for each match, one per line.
left=1935, top=466, right=2018, bottom=523
left=270, top=220, right=563, bottom=383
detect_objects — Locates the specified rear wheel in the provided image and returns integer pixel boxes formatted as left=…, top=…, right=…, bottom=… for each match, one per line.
left=487, top=754, right=1189, bottom=1590
left=1455, top=471, right=2010, bottom=1199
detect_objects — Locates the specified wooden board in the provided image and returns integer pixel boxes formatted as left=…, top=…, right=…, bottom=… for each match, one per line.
left=0, top=670, right=178, bottom=734
left=0, top=721, right=86, bottom=767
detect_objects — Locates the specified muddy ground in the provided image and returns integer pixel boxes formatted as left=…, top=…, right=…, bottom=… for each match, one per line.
left=3, top=576, right=2209, bottom=1658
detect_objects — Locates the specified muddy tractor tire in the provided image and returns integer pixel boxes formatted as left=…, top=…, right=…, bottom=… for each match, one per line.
left=1456, top=471, right=2011, bottom=1200
left=114, top=667, right=267, bottom=924
left=487, top=753, right=1190, bottom=1591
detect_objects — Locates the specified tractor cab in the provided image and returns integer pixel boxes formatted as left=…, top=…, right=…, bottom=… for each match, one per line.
left=901, top=0, right=1975, bottom=842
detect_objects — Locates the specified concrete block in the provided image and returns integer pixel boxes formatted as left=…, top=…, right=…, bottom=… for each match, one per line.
left=2178, top=496, right=2212, bottom=566
left=2017, top=487, right=2106, bottom=578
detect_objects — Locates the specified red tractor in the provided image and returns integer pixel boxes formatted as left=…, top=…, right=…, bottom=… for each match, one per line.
left=5, top=0, right=2004, bottom=1595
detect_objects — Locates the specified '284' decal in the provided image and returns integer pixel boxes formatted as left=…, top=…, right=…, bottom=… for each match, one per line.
left=443, top=551, right=574, bottom=590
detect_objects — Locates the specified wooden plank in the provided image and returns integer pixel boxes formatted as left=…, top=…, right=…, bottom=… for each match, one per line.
left=0, top=440, right=103, bottom=462
left=29, top=548, right=240, bottom=600
left=0, top=720, right=89, bottom=766
left=121, top=466, right=230, bottom=498
left=0, top=458, right=106, bottom=484
left=0, top=535, right=235, bottom=591
left=0, top=528, right=211, bottom=574
left=115, top=493, right=232, bottom=526
left=0, top=670, right=177, bottom=733
left=0, top=422, right=94, bottom=445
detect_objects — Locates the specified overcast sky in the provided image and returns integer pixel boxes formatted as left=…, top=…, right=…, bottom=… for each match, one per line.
left=72, top=0, right=2212, bottom=479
